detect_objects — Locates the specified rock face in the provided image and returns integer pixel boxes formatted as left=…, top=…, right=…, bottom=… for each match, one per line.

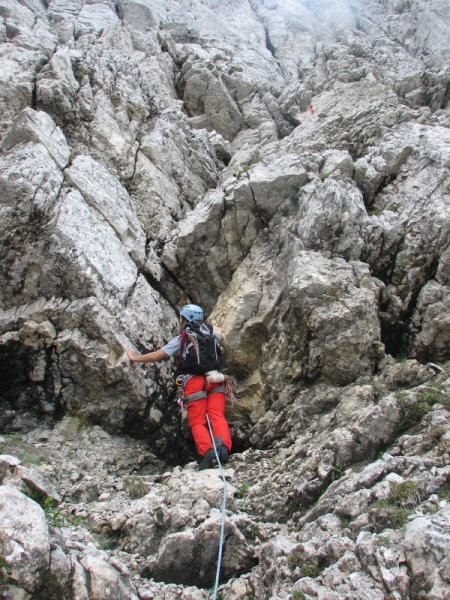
left=0, top=0, right=449, bottom=598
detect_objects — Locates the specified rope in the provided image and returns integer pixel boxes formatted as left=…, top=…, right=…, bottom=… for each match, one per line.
left=205, top=414, right=227, bottom=600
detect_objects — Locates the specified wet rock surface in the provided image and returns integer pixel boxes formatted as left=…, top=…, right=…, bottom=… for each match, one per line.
left=0, top=0, right=449, bottom=598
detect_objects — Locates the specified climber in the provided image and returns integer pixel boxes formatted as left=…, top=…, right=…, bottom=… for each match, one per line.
left=126, top=304, right=232, bottom=470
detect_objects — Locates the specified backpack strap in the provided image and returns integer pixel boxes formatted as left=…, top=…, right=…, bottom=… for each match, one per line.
left=177, top=329, right=188, bottom=367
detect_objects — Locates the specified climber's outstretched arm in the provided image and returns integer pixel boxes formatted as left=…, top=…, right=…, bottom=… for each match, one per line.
left=126, top=348, right=169, bottom=363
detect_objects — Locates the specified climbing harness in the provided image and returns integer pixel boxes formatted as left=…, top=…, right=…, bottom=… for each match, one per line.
left=175, top=374, right=236, bottom=407
left=206, top=413, right=228, bottom=600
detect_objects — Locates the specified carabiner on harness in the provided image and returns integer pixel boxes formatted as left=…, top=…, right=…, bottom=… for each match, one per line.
left=175, top=374, right=185, bottom=407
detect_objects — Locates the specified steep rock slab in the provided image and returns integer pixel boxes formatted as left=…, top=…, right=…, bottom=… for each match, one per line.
left=180, top=59, right=243, bottom=141
left=78, top=2, right=120, bottom=34
left=0, top=140, right=64, bottom=308
left=0, top=109, right=181, bottom=438
left=1, top=107, right=71, bottom=169
left=52, top=188, right=139, bottom=305
left=356, top=123, right=450, bottom=356
left=212, top=242, right=384, bottom=425
left=0, top=1, right=57, bottom=139
left=64, top=155, right=146, bottom=267
left=139, top=108, right=221, bottom=204
left=36, top=46, right=80, bottom=125
left=294, top=176, right=369, bottom=261
left=362, top=0, right=450, bottom=72
left=162, top=156, right=310, bottom=311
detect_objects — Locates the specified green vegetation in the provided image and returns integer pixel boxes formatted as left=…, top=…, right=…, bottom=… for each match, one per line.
left=0, top=554, right=10, bottom=596
left=364, top=479, right=424, bottom=529
left=368, top=207, right=383, bottom=216
left=43, top=496, right=83, bottom=528
left=287, top=186, right=300, bottom=200
left=228, top=65, right=243, bottom=74
left=395, top=394, right=431, bottom=432
left=389, top=508, right=411, bottom=528
left=320, top=171, right=330, bottom=180
left=287, top=552, right=328, bottom=578
left=26, top=490, right=82, bottom=528
left=429, top=425, right=446, bottom=442
left=0, top=432, right=49, bottom=466
left=374, top=535, right=390, bottom=547
left=423, top=502, right=439, bottom=515
left=366, top=498, right=411, bottom=528
left=340, top=516, right=351, bottom=528
left=417, top=384, right=450, bottom=408
left=330, top=462, right=344, bottom=482
left=300, top=562, right=321, bottom=578
left=287, top=552, right=302, bottom=571
left=437, top=483, right=450, bottom=501
left=236, top=483, right=251, bottom=499
left=394, top=354, right=408, bottom=363
left=292, top=591, right=306, bottom=600
left=154, top=506, right=164, bottom=523
left=394, top=381, right=450, bottom=433
left=248, top=523, right=260, bottom=539
left=390, top=480, right=423, bottom=506
left=96, top=531, right=122, bottom=551
left=438, top=437, right=450, bottom=454
left=235, top=152, right=262, bottom=178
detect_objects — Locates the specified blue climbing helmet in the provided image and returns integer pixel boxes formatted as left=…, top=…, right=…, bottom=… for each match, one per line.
left=180, top=304, right=204, bottom=323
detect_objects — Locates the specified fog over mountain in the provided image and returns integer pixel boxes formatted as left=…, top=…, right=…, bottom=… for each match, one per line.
left=0, top=1, right=449, bottom=598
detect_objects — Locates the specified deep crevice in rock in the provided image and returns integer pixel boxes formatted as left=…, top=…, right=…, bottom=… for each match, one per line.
left=264, top=26, right=276, bottom=59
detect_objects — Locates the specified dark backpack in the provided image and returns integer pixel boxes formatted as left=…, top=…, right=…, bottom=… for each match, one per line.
left=178, top=321, right=222, bottom=375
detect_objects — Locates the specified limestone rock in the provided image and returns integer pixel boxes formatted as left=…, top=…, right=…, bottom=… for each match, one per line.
left=405, top=507, right=450, bottom=599
left=181, top=61, right=243, bottom=141
left=36, top=46, right=80, bottom=124
left=0, top=485, right=50, bottom=591
left=64, top=155, right=146, bottom=266
left=1, top=108, right=70, bottom=169
left=0, top=1, right=449, bottom=597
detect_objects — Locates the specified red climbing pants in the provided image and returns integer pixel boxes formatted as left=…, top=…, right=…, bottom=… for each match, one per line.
left=185, top=375, right=232, bottom=457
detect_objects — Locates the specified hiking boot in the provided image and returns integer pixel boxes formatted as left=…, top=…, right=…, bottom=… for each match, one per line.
left=214, top=437, right=229, bottom=465
left=217, top=445, right=229, bottom=465
left=198, top=448, right=215, bottom=470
